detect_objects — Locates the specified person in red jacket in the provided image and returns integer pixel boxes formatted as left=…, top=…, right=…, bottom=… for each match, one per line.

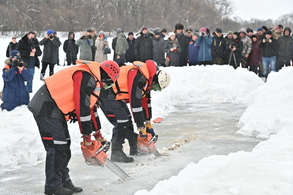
left=28, top=60, right=120, bottom=195
left=100, top=60, right=170, bottom=162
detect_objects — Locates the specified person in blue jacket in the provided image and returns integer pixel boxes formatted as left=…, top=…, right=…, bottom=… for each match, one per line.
left=196, top=27, right=213, bottom=65
left=188, top=31, right=200, bottom=65
left=1, top=50, right=31, bottom=111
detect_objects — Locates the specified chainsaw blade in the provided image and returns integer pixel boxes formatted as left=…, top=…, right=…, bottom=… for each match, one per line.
left=105, top=158, right=129, bottom=180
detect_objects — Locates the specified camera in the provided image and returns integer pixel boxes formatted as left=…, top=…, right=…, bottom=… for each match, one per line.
left=229, top=42, right=235, bottom=48
left=49, top=34, right=54, bottom=39
left=29, top=37, right=38, bottom=50
left=12, top=58, right=24, bottom=67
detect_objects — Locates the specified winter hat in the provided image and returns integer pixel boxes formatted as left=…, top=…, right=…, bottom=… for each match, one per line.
left=266, top=30, right=272, bottom=35
left=128, top=32, right=134, bottom=36
left=141, top=27, right=148, bottom=32
left=99, top=31, right=105, bottom=35
left=186, top=28, right=193, bottom=33
left=193, top=30, right=199, bottom=36
left=47, top=29, right=54, bottom=35
left=175, top=23, right=184, bottom=30
left=246, top=28, right=253, bottom=33
left=240, top=28, right=246, bottom=34
left=86, top=28, right=93, bottom=33
left=233, top=32, right=240, bottom=38
left=154, top=30, right=160, bottom=35
left=251, top=34, right=258, bottom=39
left=200, top=27, right=207, bottom=33
left=168, top=32, right=176, bottom=37
left=161, top=28, right=167, bottom=33
left=116, top=28, right=122, bottom=34
left=227, top=31, right=233, bottom=35
left=262, top=26, right=268, bottom=31
left=278, top=24, right=283, bottom=29
left=215, top=28, right=222, bottom=33
left=257, top=27, right=263, bottom=32
left=284, top=27, right=291, bottom=35
left=10, top=50, right=21, bottom=59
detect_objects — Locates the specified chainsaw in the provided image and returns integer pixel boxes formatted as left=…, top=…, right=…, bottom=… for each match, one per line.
left=81, top=140, right=129, bottom=180
left=137, top=133, right=161, bottom=157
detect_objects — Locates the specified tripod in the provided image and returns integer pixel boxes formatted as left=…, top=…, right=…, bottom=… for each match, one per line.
left=228, top=50, right=238, bottom=69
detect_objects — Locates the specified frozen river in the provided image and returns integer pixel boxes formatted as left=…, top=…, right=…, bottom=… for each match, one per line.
left=0, top=103, right=265, bottom=195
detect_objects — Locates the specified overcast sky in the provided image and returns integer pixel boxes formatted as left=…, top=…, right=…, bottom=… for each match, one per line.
left=231, top=0, right=293, bottom=21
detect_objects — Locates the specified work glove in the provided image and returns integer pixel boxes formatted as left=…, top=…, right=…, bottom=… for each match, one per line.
left=82, top=134, right=92, bottom=147
left=145, top=123, right=155, bottom=137
left=138, top=127, right=147, bottom=138
left=93, top=130, right=107, bottom=145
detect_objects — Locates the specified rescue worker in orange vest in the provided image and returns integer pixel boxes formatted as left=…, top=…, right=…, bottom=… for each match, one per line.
left=99, top=60, right=170, bottom=163
left=28, top=60, right=120, bottom=195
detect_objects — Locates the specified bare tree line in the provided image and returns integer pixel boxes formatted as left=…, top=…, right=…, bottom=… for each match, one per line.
left=1, top=0, right=293, bottom=36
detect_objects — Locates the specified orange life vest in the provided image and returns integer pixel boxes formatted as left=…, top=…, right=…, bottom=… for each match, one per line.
left=113, top=61, right=153, bottom=100
left=45, top=60, right=101, bottom=115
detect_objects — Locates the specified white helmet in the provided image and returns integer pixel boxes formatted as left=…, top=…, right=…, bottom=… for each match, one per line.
left=157, top=70, right=170, bottom=90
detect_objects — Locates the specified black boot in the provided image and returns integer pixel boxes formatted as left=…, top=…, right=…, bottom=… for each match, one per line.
left=128, top=138, right=139, bottom=156
left=111, top=145, right=134, bottom=163
left=45, top=187, right=73, bottom=195
left=63, top=180, right=83, bottom=193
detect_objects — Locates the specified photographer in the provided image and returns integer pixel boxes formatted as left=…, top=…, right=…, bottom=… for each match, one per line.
left=16, top=31, right=42, bottom=93
left=196, top=27, right=213, bottom=65
left=1, top=50, right=31, bottom=111
left=227, top=32, right=243, bottom=69
left=39, top=29, right=61, bottom=80
left=76, top=28, right=94, bottom=61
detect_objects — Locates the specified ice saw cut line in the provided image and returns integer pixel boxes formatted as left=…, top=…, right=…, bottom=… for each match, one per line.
left=81, top=140, right=129, bottom=180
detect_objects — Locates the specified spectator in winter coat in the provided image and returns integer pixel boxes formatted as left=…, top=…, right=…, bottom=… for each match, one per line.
left=152, top=31, right=166, bottom=66
left=160, top=28, right=167, bottom=39
left=175, top=23, right=189, bottom=66
left=39, top=29, right=61, bottom=80
left=257, top=27, right=265, bottom=77
left=125, top=32, right=136, bottom=63
left=95, top=31, right=109, bottom=63
left=211, top=28, right=226, bottom=65
left=1, top=51, right=31, bottom=111
left=224, top=31, right=233, bottom=64
left=227, top=32, right=243, bottom=69
left=115, top=30, right=129, bottom=66
left=89, top=27, right=97, bottom=61
left=6, top=37, right=17, bottom=58
left=196, top=27, right=213, bottom=65
left=187, top=31, right=200, bottom=66
left=135, top=27, right=153, bottom=62
left=239, top=28, right=252, bottom=68
left=76, top=29, right=94, bottom=61
left=272, top=24, right=283, bottom=40
left=112, top=28, right=122, bottom=61
left=16, top=31, right=42, bottom=93
left=277, top=27, right=293, bottom=70
left=54, top=32, right=60, bottom=65
left=63, top=32, right=78, bottom=65
left=247, top=35, right=262, bottom=74
left=246, top=28, right=254, bottom=38
left=164, top=32, right=181, bottom=66
left=186, top=28, right=193, bottom=43
left=259, top=30, right=278, bottom=80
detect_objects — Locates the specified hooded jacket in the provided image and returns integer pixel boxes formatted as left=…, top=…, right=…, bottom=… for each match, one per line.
left=277, top=27, right=293, bottom=58
left=115, top=33, right=129, bottom=56
left=248, top=35, right=262, bottom=66
left=135, top=32, right=153, bottom=62
left=63, top=32, right=78, bottom=57
left=152, top=36, right=165, bottom=65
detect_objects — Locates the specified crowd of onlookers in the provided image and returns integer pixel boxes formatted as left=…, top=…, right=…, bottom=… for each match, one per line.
left=1, top=23, right=293, bottom=111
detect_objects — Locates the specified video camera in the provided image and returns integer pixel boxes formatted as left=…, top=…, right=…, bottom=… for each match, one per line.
left=229, top=42, right=235, bottom=49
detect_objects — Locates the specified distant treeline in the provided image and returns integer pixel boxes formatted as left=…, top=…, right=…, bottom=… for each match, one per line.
left=1, top=0, right=293, bottom=35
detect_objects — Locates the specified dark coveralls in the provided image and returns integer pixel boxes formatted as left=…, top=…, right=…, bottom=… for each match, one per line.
left=28, top=71, right=100, bottom=193
left=99, top=70, right=152, bottom=151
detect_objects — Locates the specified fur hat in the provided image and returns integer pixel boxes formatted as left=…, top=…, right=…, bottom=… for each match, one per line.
left=5, top=59, right=11, bottom=65
left=227, top=31, right=233, bottom=35
left=262, top=26, right=268, bottom=31
left=161, top=28, right=167, bottom=33
left=168, top=32, right=176, bottom=37
left=186, top=28, right=193, bottom=33
left=175, top=23, right=184, bottom=30
left=240, top=28, right=246, bottom=34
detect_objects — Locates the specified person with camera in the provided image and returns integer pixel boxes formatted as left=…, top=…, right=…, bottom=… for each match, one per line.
left=239, top=28, right=252, bottom=68
left=39, top=29, right=61, bottom=80
left=1, top=50, right=31, bottom=111
left=258, top=30, right=278, bottom=80
left=164, top=32, right=182, bottom=66
left=16, top=31, right=42, bottom=93
left=196, top=27, right=213, bottom=65
left=94, top=31, right=110, bottom=63
left=227, top=32, right=243, bottom=69
left=76, top=28, right=94, bottom=61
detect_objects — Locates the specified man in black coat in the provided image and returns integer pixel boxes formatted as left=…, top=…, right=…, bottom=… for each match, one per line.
left=63, top=32, right=78, bottom=65
left=211, top=28, right=226, bottom=65
left=277, top=27, right=293, bottom=70
left=16, top=31, right=42, bottom=93
left=135, top=27, right=153, bottom=62
left=39, top=29, right=61, bottom=80
left=6, top=37, right=18, bottom=58
left=125, top=32, right=136, bottom=63
left=175, top=23, right=189, bottom=66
